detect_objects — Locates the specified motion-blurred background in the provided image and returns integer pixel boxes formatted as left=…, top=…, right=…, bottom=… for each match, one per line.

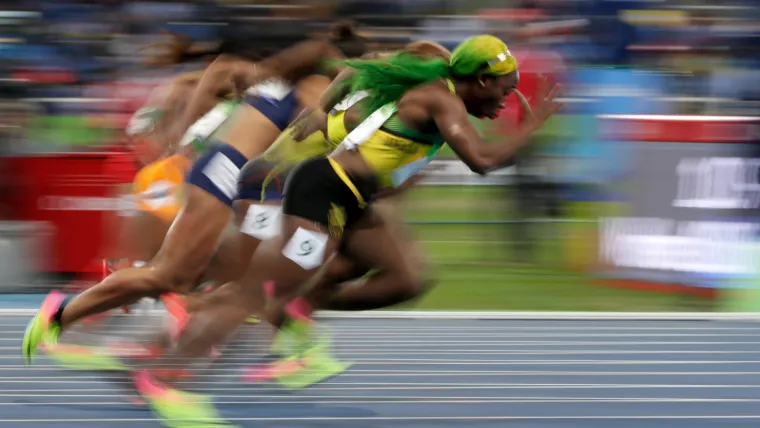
left=1, top=0, right=759, bottom=313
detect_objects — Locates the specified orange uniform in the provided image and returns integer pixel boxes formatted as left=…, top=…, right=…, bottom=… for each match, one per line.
left=132, top=154, right=190, bottom=223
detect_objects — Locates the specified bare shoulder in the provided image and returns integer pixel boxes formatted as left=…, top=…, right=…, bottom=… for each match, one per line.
left=402, top=80, right=462, bottom=112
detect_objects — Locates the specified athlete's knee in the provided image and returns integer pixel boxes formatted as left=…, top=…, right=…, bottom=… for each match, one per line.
left=390, top=263, right=429, bottom=302
left=395, top=248, right=437, bottom=299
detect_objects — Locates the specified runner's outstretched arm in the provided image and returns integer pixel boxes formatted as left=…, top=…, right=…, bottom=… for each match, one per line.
left=430, top=84, right=560, bottom=175
left=247, top=40, right=346, bottom=92
left=179, top=40, right=345, bottom=140
left=176, top=55, right=242, bottom=140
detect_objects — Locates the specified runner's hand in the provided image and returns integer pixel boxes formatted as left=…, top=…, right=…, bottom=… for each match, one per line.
left=524, top=77, right=562, bottom=132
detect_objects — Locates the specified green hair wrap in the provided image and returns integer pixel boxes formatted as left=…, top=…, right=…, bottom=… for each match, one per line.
left=450, top=35, right=518, bottom=76
left=341, top=34, right=518, bottom=116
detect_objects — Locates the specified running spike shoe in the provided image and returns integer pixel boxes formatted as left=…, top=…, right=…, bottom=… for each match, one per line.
left=270, top=298, right=314, bottom=356
left=244, top=343, right=351, bottom=389
left=44, top=342, right=127, bottom=371
left=276, top=343, right=351, bottom=389
left=22, top=291, right=66, bottom=365
left=134, top=370, right=236, bottom=428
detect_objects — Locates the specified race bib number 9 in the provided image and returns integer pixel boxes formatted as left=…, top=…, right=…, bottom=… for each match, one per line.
left=282, top=227, right=328, bottom=271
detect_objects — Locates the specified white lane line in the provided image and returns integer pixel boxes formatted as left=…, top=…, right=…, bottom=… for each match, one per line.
left=7, top=398, right=760, bottom=406
left=0, top=370, right=757, bottom=382
left=7, top=369, right=760, bottom=376
left=0, top=329, right=760, bottom=342
left=3, top=333, right=760, bottom=340
left=332, top=350, right=760, bottom=355
left=1, top=350, right=759, bottom=360
left=4, top=415, right=760, bottom=422
left=3, top=394, right=759, bottom=401
left=46, top=340, right=760, bottom=353
left=9, top=359, right=760, bottom=368
left=6, top=350, right=759, bottom=359
left=5, top=340, right=760, bottom=348
left=17, top=330, right=760, bottom=337
left=5, top=325, right=760, bottom=334
left=312, top=342, right=760, bottom=347
left=4, top=308, right=760, bottom=320
left=2, top=370, right=760, bottom=380
left=2, top=383, right=760, bottom=390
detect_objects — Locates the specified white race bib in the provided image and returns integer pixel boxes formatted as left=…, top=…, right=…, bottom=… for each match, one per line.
left=139, top=180, right=176, bottom=210
left=241, top=204, right=282, bottom=240
left=180, top=102, right=234, bottom=147
left=126, top=107, right=160, bottom=136
left=282, top=227, right=328, bottom=271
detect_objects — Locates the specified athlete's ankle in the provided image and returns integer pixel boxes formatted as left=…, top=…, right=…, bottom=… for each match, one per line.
left=52, top=296, right=73, bottom=329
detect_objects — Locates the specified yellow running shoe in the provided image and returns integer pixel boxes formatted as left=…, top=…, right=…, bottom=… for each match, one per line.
left=44, top=342, right=127, bottom=371
left=270, top=318, right=312, bottom=357
left=22, top=291, right=66, bottom=365
left=134, top=370, right=236, bottom=428
left=276, top=344, right=351, bottom=389
left=259, top=321, right=350, bottom=389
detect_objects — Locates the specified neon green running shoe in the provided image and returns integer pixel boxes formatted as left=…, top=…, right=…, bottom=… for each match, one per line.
left=243, top=345, right=350, bottom=389
left=260, top=321, right=350, bottom=389
left=270, top=318, right=314, bottom=357
left=22, top=291, right=66, bottom=365
left=276, top=344, right=352, bottom=389
left=134, top=370, right=236, bottom=428
left=44, top=342, right=128, bottom=371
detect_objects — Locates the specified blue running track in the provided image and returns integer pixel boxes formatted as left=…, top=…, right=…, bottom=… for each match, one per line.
left=1, top=304, right=760, bottom=427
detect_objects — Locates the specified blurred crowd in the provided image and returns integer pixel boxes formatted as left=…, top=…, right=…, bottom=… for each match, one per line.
left=0, top=0, right=758, bottom=153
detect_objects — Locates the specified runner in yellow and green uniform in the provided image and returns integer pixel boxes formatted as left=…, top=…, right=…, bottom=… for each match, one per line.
left=137, top=34, right=561, bottom=427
